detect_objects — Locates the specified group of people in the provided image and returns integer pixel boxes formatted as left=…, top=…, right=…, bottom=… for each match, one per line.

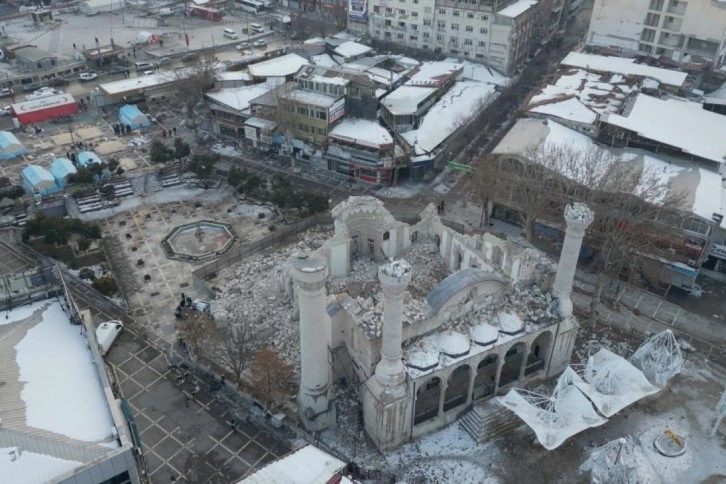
left=112, top=123, right=133, bottom=136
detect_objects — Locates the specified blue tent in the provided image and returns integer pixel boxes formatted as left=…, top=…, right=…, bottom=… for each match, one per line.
left=50, top=157, right=77, bottom=189
left=78, top=151, right=111, bottom=181
left=22, top=165, right=59, bottom=196
left=119, top=104, right=151, bottom=130
left=0, top=131, right=29, bottom=160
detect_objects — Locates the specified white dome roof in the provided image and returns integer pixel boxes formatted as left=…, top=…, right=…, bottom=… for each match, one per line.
left=470, top=323, right=499, bottom=346
left=438, top=331, right=470, bottom=357
left=497, top=311, right=524, bottom=335
left=406, top=340, right=440, bottom=371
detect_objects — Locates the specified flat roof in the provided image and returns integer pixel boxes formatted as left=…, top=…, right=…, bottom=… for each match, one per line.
left=561, top=52, right=688, bottom=87
left=216, top=71, right=253, bottom=82
left=381, top=86, right=437, bottom=115
left=329, top=118, right=394, bottom=148
left=498, top=0, right=537, bottom=18
left=205, top=84, right=276, bottom=112
left=529, top=97, right=598, bottom=124
left=283, top=89, right=339, bottom=108
left=11, top=94, right=76, bottom=114
left=99, top=71, right=181, bottom=96
left=602, top=94, right=726, bottom=165
left=405, top=61, right=462, bottom=88
left=0, top=300, right=120, bottom=482
left=248, top=54, right=309, bottom=78
left=238, top=445, right=346, bottom=484
left=333, top=41, right=372, bottom=58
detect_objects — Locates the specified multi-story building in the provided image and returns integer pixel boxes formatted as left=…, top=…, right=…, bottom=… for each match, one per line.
left=586, top=0, right=726, bottom=67
left=367, top=0, right=560, bottom=75
left=278, top=88, right=346, bottom=144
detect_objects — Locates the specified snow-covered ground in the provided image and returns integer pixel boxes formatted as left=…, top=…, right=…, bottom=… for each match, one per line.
left=376, top=183, right=428, bottom=199
left=0, top=447, right=82, bottom=484
left=14, top=301, right=117, bottom=443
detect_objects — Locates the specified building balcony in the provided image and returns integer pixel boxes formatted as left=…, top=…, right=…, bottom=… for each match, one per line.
left=666, top=2, right=687, bottom=15
left=658, top=34, right=684, bottom=47
left=711, top=242, right=726, bottom=260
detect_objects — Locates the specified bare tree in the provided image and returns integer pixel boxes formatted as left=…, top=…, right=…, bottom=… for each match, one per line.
left=249, top=347, right=293, bottom=409
left=178, top=310, right=216, bottom=361
left=469, top=155, right=500, bottom=228
left=210, top=318, right=254, bottom=388
left=169, top=55, right=216, bottom=131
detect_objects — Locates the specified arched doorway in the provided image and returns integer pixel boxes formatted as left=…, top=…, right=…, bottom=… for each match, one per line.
left=525, top=331, right=552, bottom=376
left=456, top=252, right=463, bottom=270
left=499, top=343, right=526, bottom=387
left=414, top=377, right=441, bottom=425
left=472, top=355, right=498, bottom=400
left=443, top=366, right=471, bottom=412
left=434, top=234, right=441, bottom=250
left=492, top=246, right=503, bottom=267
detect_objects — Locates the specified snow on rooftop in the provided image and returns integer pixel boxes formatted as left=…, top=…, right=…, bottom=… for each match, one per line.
left=284, top=89, right=339, bottom=108
left=381, top=85, right=437, bottom=114
left=248, top=54, right=309, bottom=78
left=205, top=84, right=275, bottom=112
left=239, top=445, right=346, bottom=483
left=561, top=52, right=688, bottom=87
left=99, top=70, right=189, bottom=96
left=529, top=97, right=598, bottom=124
left=310, top=53, right=338, bottom=68
left=528, top=68, right=626, bottom=117
left=497, top=0, right=537, bottom=17
left=438, top=331, right=470, bottom=357
left=602, top=94, right=726, bottom=165
left=328, top=118, right=394, bottom=148
left=401, top=81, right=496, bottom=155
left=216, top=71, right=253, bottom=81
left=333, top=41, right=372, bottom=59
left=0, top=447, right=83, bottom=484
left=15, top=301, right=116, bottom=443
left=406, top=61, right=463, bottom=87
left=450, top=59, right=510, bottom=86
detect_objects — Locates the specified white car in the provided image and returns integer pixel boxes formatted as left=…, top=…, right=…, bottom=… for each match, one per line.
left=0, top=106, right=11, bottom=115
left=78, top=72, right=98, bottom=82
left=236, top=41, right=251, bottom=50
left=95, top=320, right=124, bottom=356
left=252, top=39, right=267, bottom=48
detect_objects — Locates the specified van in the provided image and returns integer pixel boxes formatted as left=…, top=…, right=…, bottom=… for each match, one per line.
left=223, top=28, right=239, bottom=39
left=96, top=320, right=123, bottom=356
left=250, top=23, right=264, bottom=33
left=134, top=61, right=155, bottom=71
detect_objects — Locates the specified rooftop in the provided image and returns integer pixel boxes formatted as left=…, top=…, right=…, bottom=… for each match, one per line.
left=239, top=445, right=346, bottom=483
left=215, top=71, right=253, bottom=82
left=602, top=94, right=726, bottom=165
left=381, top=86, right=437, bottom=115
left=283, top=89, right=340, bottom=108
left=405, top=61, right=463, bottom=88
left=497, top=0, right=538, bottom=18
left=14, top=46, right=56, bottom=61
left=205, top=84, right=276, bottom=112
left=333, top=41, right=372, bottom=59
left=247, top=54, right=309, bottom=78
left=328, top=118, right=394, bottom=148
left=561, top=52, right=688, bottom=88
left=401, top=81, right=497, bottom=156
left=99, top=69, right=193, bottom=96
left=493, top=118, right=726, bottom=227
left=0, top=301, right=120, bottom=482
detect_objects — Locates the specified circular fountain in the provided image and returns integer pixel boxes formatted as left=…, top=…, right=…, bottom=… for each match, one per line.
left=162, top=220, right=237, bottom=261
left=654, top=430, right=686, bottom=457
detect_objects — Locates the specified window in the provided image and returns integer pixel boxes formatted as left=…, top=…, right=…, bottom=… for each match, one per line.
left=451, top=23, right=459, bottom=30
left=386, top=7, right=393, bottom=13
left=453, top=10, right=460, bottom=16
left=480, top=27, right=488, bottom=34
left=385, top=31, right=392, bottom=37
left=439, top=8, right=446, bottom=14
left=645, top=12, right=660, bottom=26
left=385, top=19, right=392, bottom=26
left=399, top=8, right=405, bottom=14
left=410, top=35, right=418, bottom=40
left=399, top=21, right=405, bottom=27
left=373, top=6, right=380, bottom=13
left=423, top=32, right=430, bottom=38
left=436, top=34, right=444, bottom=41
left=413, top=0, right=418, bottom=3
left=450, top=49, right=459, bottom=54
left=641, top=28, right=656, bottom=42
left=465, top=25, right=473, bottom=32
left=398, top=33, right=404, bottom=39
left=411, top=24, right=417, bottom=30
left=317, top=110, right=326, bottom=120
left=467, top=12, right=474, bottom=18
left=481, top=14, right=488, bottom=20
left=639, top=42, right=653, bottom=53
left=411, top=11, right=418, bottom=17
left=37, top=62, right=42, bottom=69
left=478, top=40, right=486, bottom=46
left=684, top=218, right=709, bottom=235
left=464, top=38, right=473, bottom=45
left=649, top=0, right=664, bottom=9
left=423, top=44, right=429, bottom=49
left=475, top=53, right=485, bottom=59
left=375, top=29, right=381, bottom=36
left=437, top=20, right=446, bottom=29
left=297, top=106, right=308, bottom=116
left=450, top=36, right=458, bottom=44
left=423, top=19, right=431, bottom=26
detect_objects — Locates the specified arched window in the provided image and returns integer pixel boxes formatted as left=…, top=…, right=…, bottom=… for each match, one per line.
left=414, top=377, right=441, bottom=425
left=499, top=343, right=526, bottom=387
left=472, top=355, right=498, bottom=400
left=443, top=366, right=471, bottom=411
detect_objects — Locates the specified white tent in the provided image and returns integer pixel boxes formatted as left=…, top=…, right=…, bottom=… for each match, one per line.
left=580, top=437, right=655, bottom=484
left=79, top=0, right=125, bottom=15
left=498, top=368, right=607, bottom=450
left=574, top=349, right=660, bottom=418
left=630, top=329, right=683, bottom=387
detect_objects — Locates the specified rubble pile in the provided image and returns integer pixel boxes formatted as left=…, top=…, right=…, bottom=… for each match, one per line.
left=218, top=226, right=333, bottom=370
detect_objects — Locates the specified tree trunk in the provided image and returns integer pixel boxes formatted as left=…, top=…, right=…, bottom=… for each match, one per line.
left=589, top=274, right=607, bottom=328
left=523, top=215, right=535, bottom=242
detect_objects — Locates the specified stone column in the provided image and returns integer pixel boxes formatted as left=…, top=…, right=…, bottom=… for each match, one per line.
left=291, top=255, right=335, bottom=431
left=552, top=202, right=594, bottom=319
left=374, top=260, right=412, bottom=388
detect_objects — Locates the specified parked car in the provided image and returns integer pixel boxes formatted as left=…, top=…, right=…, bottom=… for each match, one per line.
left=95, top=320, right=123, bottom=356
left=157, top=57, right=172, bottom=66
left=0, top=88, right=11, bottom=98
left=252, top=39, right=267, bottom=48
left=142, top=70, right=155, bottom=76
left=48, top=77, right=69, bottom=87
left=78, top=71, right=98, bottom=82
left=236, top=41, right=251, bottom=50
left=106, top=65, right=128, bottom=75
left=181, top=53, right=199, bottom=63
left=0, top=106, right=11, bottom=115
left=21, top=82, right=43, bottom=93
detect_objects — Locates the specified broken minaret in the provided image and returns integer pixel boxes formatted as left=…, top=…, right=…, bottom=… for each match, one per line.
left=362, top=259, right=414, bottom=450
left=291, top=255, right=336, bottom=431
left=548, top=202, right=594, bottom=376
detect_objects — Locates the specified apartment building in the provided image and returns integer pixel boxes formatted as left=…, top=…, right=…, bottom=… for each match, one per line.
left=587, top=0, right=726, bottom=67
left=367, top=0, right=560, bottom=75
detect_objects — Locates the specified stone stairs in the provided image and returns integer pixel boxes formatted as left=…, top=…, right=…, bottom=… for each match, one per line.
left=459, top=399, right=523, bottom=444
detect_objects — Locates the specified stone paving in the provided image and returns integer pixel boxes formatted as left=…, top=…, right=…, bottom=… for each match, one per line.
left=95, top=194, right=274, bottom=343
left=107, top=324, right=291, bottom=483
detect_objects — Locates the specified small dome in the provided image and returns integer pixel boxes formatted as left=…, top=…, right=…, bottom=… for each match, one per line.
left=497, top=311, right=524, bottom=335
left=438, top=331, right=470, bottom=358
left=406, top=340, right=439, bottom=371
left=470, top=323, right=499, bottom=347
